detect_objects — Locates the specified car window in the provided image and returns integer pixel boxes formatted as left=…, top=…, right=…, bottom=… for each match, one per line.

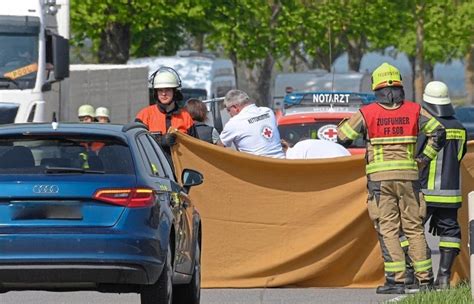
left=0, top=135, right=134, bottom=174
left=146, top=134, right=176, bottom=181
left=279, top=121, right=366, bottom=148
left=137, top=134, right=165, bottom=177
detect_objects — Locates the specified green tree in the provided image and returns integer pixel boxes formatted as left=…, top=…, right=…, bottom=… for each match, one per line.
left=71, top=0, right=188, bottom=63
left=451, top=1, right=474, bottom=104
left=206, top=0, right=295, bottom=106
left=292, top=1, right=404, bottom=72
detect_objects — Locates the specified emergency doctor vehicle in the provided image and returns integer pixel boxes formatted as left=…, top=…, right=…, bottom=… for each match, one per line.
left=276, top=91, right=376, bottom=155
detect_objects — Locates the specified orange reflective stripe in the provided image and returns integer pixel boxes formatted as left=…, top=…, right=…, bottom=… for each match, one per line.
left=373, top=80, right=403, bottom=90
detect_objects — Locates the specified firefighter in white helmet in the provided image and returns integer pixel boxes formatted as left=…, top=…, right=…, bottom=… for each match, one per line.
left=78, top=105, right=95, bottom=123
left=95, top=107, right=110, bottom=123
left=135, top=67, right=196, bottom=159
left=417, top=81, right=467, bottom=289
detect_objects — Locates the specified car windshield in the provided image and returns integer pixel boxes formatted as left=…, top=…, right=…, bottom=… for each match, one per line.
left=279, top=121, right=366, bottom=149
left=0, top=16, right=40, bottom=90
left=455, top=107, right=474, bottom=123
left=0, top=135, right=134, bottom=174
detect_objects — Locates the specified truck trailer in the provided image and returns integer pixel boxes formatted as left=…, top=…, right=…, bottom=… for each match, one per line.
left=46, top=64, right=149, bottom=124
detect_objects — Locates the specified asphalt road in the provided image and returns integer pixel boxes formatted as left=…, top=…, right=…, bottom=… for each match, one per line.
left=0, top=288, right=400, bottom=304
left=0, top=230, right=441, bottom=304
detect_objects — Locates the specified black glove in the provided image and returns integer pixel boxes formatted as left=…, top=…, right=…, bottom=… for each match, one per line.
left=415, top=155, right=431, bottom=170
left=160, top=133, right=177, bottom=147
left=428, top=215, right=439, bottom=236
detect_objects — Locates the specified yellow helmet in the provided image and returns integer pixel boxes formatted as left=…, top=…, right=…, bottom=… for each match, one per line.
left=371, top=63, right=403, bottom=91
left=78, top=104, right=95, bottom=118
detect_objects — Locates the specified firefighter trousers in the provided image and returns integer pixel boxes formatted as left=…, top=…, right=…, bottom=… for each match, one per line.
left=367, top=180, right=433, bottom=284
left=426, top=207, right=461, bottom=251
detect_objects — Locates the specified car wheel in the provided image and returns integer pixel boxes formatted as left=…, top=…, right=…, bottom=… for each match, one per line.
left=141, top=244, right=173, bottom=304
left=173, top=243, right=201, bottom=304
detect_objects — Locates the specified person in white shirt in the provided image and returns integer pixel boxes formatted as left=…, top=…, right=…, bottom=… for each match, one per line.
left=285, top=139, right=351, bottom=159
left=219, top=90, right=285, bottom=158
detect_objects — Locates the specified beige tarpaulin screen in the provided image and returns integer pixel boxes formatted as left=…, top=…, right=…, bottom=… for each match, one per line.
left=172, top=132, right=471, bottom=288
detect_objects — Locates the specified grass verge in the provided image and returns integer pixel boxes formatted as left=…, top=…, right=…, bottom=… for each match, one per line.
left=397, top=282, right=472, bottom=304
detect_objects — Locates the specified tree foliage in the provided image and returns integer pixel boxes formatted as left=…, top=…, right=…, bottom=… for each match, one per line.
left=71, top=0, right=188, bottom=62
left=71, top=0, right=474, bottom=104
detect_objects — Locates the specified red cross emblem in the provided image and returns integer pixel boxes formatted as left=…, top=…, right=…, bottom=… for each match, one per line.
left=324, top=128, right=337, bottom=138
left=318, top=124, right=338, bottom=142
left=261, top=126, right=273, bottom=139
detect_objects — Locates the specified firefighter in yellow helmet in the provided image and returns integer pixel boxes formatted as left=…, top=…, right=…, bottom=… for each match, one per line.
left=78, top=104, right=95, bottom=123
left=337, top=63, right=446, bottom=294
left=95, top=107, right=110, bottom=123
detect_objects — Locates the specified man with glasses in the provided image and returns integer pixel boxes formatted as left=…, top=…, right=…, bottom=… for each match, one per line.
left=219, top=89, right=285, bottom=158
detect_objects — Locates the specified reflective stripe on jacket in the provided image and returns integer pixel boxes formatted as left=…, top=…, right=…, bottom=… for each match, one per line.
left=360, top=102, right=420, bottom=175
left=418, top=117, right=467, bottom=208
left=337, top=100, right=445, bottom=181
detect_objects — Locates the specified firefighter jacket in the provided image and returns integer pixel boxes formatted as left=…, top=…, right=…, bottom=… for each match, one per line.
left=337, top=101, right=446, bottom=181
left=417, top=117, right=467, bottom=208
left=136, top=104, right=195, bottom=135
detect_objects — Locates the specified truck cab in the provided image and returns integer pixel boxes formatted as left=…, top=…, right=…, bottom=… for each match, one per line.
left=0, top=0, right=69, bottom=124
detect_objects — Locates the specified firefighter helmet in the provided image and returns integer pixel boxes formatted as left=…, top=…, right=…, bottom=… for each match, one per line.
left=371, top=63, right=403, bottom=91
left=95, top=107, right=110, bottom=119
left=78, top=104, right=95, bottom=118
left=422, top=81, right=454, bottom=117
left=153, top=70, right=180, bottom=89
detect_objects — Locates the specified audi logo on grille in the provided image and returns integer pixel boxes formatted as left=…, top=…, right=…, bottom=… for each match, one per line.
left=32, top=185, right=59, bottom=194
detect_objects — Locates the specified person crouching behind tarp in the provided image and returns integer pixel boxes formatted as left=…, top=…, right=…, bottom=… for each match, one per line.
left=417, top=81, right=466, bottom=289
left=337, top=62, right=446, bottom=294
left=185, top=98, right=222, bottom=145
left=135, top=67, right=196, bottom=159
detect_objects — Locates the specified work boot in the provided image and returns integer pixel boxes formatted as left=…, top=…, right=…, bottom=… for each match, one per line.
left=406, top=279, right=434, bottom=294
left=376, top=278, right=405, bottom=294
left=405, top=264, right=415, bottom=286
left=435, top=248, right=458, bottom=289
left=419, top=282, right=435, bottom=292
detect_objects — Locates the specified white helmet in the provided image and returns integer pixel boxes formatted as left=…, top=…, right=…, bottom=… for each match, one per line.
left=95, top=106, right=110, bottom=119
left=422, top=81, right=454, bottom=117
left=153, top=70, right=180, bottom=89
left=78, top=104, right=95, bottom=118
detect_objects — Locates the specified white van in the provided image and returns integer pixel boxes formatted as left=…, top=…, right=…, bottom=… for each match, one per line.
left=128, top=51, right=236, bottom=131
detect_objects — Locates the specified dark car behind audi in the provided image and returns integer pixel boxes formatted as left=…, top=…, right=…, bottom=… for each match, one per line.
left=0, top=122, right=202, bottom=304
left=455, top=105, right=474, bottom=140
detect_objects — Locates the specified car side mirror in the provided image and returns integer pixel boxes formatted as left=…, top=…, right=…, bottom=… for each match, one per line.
left=182, top=169, right=203, bottom=192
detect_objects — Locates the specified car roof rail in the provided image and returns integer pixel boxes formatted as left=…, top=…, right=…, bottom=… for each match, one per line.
left=122, top=121, right=149, bottom=132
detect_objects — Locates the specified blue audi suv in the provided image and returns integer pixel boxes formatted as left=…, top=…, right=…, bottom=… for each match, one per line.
left=0, top=122, right=202, bottom=304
